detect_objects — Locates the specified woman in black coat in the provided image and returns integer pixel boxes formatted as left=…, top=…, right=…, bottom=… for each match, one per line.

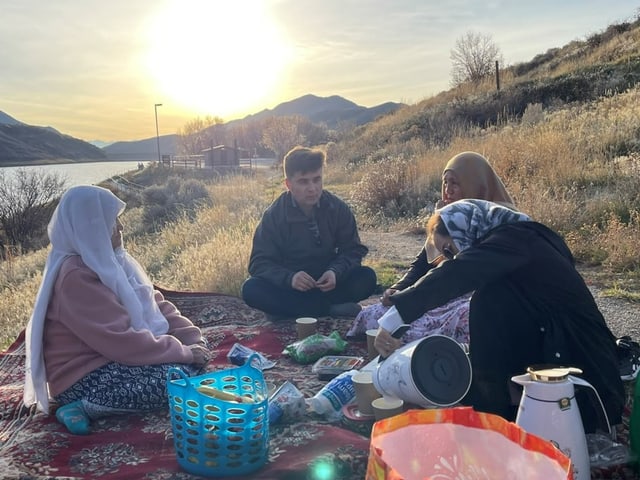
left=375, top=199, right=624, bottom=429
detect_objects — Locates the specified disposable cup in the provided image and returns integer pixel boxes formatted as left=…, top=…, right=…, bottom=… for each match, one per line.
left=371, top=397, right=404, bottom=421
left=296, top=317, right=318, bottom=340
left=352, top=370, right=381, bottom=416
left=366, top=328, right=379, bottom=358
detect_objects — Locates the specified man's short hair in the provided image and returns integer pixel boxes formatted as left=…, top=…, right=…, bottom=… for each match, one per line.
left=283, top=146, right=325, bottom=179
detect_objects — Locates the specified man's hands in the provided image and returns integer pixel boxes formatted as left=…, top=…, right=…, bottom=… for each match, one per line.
left=291, top=270, right=336, bottom=292
left=315, top=270, right=336, bottom=292
left=291, top=271, right=318, bottom=291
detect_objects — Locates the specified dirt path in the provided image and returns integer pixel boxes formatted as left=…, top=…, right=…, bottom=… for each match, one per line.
left=360, top=230, right=425, bottom=265
left=361, top=229, right=640, bottom=341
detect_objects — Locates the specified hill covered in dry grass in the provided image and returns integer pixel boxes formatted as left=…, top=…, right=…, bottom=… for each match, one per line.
left=3, top=14, right=640, bottom=349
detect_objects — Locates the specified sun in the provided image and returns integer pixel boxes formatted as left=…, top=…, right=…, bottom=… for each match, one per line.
left=143, top=0, right=291, bottom=119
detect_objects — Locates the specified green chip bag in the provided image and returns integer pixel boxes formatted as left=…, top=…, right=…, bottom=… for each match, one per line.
left=283, top=331, right=347, bottom=364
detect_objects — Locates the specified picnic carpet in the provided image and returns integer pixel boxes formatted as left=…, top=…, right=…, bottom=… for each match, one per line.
left=0, top=289, right=637, bottom=479
left=0, top=291, right=372, bottom=480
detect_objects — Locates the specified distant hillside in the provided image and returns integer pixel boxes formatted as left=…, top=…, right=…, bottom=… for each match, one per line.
left=103, top=94, right=404, bottom=159
left=0, top=122, right=106, bottom=166
left=89, top=140, right=112, bottom=149
left=237, top=94, right=403, bottom=128
left=340, top=16, right=640, bottom=166
left=103, top=135, right=178, bottom=161
left=0, top=111, right=22, bottom=126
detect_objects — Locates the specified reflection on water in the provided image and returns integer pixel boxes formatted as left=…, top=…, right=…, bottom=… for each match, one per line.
left=0, top=161, right=143, bottom=188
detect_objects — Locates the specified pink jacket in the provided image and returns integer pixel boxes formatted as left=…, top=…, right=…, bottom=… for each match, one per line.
left=43, top=256, right=204, bottom=396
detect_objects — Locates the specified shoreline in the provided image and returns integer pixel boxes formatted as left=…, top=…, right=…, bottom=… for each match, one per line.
left=0, top=158, right=153, bottom=168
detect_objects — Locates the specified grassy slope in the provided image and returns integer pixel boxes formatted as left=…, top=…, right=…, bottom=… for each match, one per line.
left=3, top=16, right=640, bottom=349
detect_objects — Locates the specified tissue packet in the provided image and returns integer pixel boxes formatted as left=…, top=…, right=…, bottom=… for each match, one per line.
left=227, top=342, right=276, bottom=370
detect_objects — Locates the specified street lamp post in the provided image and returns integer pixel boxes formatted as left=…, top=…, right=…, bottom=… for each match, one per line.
left=154, top=103, right=163, bottom=165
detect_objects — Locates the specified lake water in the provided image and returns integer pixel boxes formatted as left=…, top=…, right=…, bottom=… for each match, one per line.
left=0, top=161, right=143, bottom=188
left=0, top=158, right=277, bottom=188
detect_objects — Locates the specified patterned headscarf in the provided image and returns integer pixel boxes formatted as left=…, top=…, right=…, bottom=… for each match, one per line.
left=426, top=199, right=531, bottom=262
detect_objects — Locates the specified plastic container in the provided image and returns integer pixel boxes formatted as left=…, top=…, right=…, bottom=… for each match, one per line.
left=312, top=355, right=364, bottom=380
left=307, top=369, right=358, bottom=421
left=373, top=335, right=471, bottom=407
left=166, top=355, right=269, bottom=477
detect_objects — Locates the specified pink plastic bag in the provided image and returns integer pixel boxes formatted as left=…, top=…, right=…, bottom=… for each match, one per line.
left=366, top=407, right=572, bottom=480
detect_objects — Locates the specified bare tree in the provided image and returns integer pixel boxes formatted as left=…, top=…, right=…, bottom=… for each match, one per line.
left=296, top=117, right=329, bottom=147
left=228, top=119, right=265, bottom=157
left=177, top=116, right=225, bottom=155
left=0, top=169, right=67, bottom=251
left=261, top=116, right=306, bottom=163
left=450, top=31, right=503, bottom=87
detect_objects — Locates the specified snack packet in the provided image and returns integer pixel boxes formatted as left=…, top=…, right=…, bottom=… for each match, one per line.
left=227, top=342, right=276, bottom=370
left=268, top=381, right=306, bottom=424
left=283, top=331, right=347, bottom=364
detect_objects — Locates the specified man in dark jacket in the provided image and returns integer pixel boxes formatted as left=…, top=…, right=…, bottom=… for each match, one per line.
left=241, top=146, right=376, bottom=319
left=376, top=199, right=624, bottom=431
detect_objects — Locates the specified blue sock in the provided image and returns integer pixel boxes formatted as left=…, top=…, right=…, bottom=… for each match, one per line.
left=55, top=400, right=90, bottom=435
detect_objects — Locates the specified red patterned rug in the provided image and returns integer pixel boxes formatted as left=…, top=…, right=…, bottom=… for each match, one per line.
left=0, top=291, right=372, bottom=479
left=0, top=290, right=636, bottom=479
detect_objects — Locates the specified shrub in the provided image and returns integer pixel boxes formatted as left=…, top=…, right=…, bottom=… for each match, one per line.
left=141, top=177, right=212, bottom=230
left=0, top=169, right=66, bottom=252
left=521, top=103, right=545, bottom=126
left=350, top=156, right=437, bottom=220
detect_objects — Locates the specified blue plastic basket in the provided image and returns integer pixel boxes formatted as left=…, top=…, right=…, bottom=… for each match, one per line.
left=167, top=354, right=269, bottom=477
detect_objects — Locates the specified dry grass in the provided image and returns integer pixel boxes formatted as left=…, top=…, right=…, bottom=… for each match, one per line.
left=348, top=85, right=640, bottom=231
left=125, top=175, right=269, bottom=291
left=5, top=30, right=640, bottom=348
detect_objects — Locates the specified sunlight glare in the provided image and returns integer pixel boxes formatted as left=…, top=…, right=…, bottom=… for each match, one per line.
left=144, top=0, right=291, bottom=119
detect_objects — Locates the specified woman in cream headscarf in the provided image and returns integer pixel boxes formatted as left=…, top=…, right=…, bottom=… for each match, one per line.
left=437, top=151, right=514, bottom=209
left=24, top=185, right=210, bottom=435
left=347, top=151, right=516, bottom=344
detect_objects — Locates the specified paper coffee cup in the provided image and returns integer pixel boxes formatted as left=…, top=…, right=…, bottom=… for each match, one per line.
left=366, top=328, right=379, bottom=358
left=296, top=317, right=318, bottom=340
left=371, top=397, right=404, bottom=421
left=352, top=370, right=381, bottom=416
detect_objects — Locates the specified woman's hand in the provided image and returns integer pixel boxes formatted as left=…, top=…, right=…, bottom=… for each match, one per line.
left=189, top=344, right=211, bottom=367
left=374, top=328, right=402, bottom=358
left=380, top=288, right=397, bottom=306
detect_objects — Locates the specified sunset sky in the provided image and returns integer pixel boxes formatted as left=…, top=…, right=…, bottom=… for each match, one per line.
left=0, top=0, right=635, bottom=143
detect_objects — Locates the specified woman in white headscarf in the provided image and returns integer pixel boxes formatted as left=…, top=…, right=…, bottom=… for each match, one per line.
left=23, top=185, right=210, bottom=435
left=375, top=199, right=624, bottom=432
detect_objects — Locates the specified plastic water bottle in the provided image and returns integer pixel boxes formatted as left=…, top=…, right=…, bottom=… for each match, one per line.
left=308, top=369, right=357, bottom=421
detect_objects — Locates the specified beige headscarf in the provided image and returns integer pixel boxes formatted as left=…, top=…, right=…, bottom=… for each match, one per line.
left=442, top=152, right=515, bottom=210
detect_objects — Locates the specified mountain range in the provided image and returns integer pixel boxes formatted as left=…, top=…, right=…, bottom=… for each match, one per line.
left=0, top=94, right=403, bottom=165
left=0, top=122, right=106, bottom=167
left=239, top=94, right=401, bottom=128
